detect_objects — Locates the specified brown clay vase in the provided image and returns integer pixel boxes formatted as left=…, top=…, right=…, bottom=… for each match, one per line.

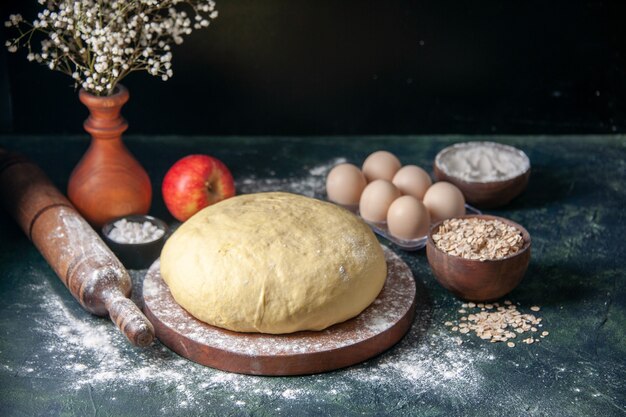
left=68, top=85, right=152, bottom=228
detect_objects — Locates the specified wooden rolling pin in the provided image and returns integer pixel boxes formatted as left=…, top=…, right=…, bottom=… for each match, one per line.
left=0, top=147, right=155, bottom=347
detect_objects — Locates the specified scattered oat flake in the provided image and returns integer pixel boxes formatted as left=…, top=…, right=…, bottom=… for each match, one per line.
left=507, top=342, right=515, bottom=348
left=530, top=306, right=540, bottom=312
left=446, top=301, right=547, bottom=346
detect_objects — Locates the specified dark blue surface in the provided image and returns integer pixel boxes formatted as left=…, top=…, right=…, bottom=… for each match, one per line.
left=0, top=135, right=624, bottom=417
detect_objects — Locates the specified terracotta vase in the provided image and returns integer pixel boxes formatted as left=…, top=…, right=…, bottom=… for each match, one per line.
left=68, top=85, right=152, bottom=228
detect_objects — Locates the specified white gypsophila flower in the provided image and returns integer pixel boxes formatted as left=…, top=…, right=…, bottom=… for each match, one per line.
left=4, top=0, right=219, bottom=96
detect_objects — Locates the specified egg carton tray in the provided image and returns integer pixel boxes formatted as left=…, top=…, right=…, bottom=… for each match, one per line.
left=333, top=202, right=482, bottom=251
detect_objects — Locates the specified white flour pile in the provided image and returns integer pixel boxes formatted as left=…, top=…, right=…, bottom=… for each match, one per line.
left=2, top=158, right=496, bottom=413
left=435, top=141, right=530, bottom=183
left=107, top=218, right=165, bottom=244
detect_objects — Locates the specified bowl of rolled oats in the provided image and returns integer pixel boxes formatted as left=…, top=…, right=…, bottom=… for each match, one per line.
left=426, top=215, right=531, bottom=301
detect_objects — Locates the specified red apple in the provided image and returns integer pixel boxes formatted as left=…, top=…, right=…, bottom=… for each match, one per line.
left=162, top=154, right=236, bottom=221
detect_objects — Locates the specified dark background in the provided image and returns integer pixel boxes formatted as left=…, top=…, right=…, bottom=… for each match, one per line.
left=1, top=0, right=625, bottom=136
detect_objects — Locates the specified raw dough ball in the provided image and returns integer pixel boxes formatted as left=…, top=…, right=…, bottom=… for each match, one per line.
left=362, top=151, right=402, bottom=182
left=160, top=192, right=387, bottom=334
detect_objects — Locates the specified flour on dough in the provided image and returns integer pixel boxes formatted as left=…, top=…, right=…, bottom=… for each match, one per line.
left=160, top=192, right=387, bottom=334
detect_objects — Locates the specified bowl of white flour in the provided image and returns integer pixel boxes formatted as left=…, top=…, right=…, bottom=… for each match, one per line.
left=433, top=142, right=531, bottom=208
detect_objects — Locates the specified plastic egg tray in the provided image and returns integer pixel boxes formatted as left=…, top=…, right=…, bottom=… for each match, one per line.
left=333, top=202, right=482, bottom=251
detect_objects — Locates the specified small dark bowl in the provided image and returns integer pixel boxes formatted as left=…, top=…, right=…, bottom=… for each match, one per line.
left=102, top=215, right=169, bottom=270
left=426, top=214, right=531, bottom=302
left=433, top=143, right=531, bottom=209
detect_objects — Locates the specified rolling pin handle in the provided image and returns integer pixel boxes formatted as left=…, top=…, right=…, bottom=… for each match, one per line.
left=105, top=293, right=155, bottom=347
left=0, top=147, right=156, bottom=348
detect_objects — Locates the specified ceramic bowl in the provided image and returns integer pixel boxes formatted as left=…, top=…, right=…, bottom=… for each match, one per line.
left=102, top=215, right=169, bottom=270
left=433, top=142, right=531, bottom=209
left=426, top=214, right=531, bottom=302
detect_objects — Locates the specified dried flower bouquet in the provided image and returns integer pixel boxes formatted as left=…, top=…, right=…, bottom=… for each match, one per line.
left=5, top=0, right=218, bottom=96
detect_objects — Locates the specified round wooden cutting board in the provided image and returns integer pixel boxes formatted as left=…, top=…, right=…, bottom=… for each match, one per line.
left=142, top=246, right=416, bottom=376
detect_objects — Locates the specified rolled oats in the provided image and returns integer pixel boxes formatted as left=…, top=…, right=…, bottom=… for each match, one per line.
left=432, top=218, right=525, bottom=260
left=446, top=300, right=547, bottom=348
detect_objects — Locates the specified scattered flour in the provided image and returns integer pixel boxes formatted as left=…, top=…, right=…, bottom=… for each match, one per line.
left=236, top=157, right=345, bottom=197
left=3, top=158, right=496, bottom=414
left=13, top=276, right=488, bottom=412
